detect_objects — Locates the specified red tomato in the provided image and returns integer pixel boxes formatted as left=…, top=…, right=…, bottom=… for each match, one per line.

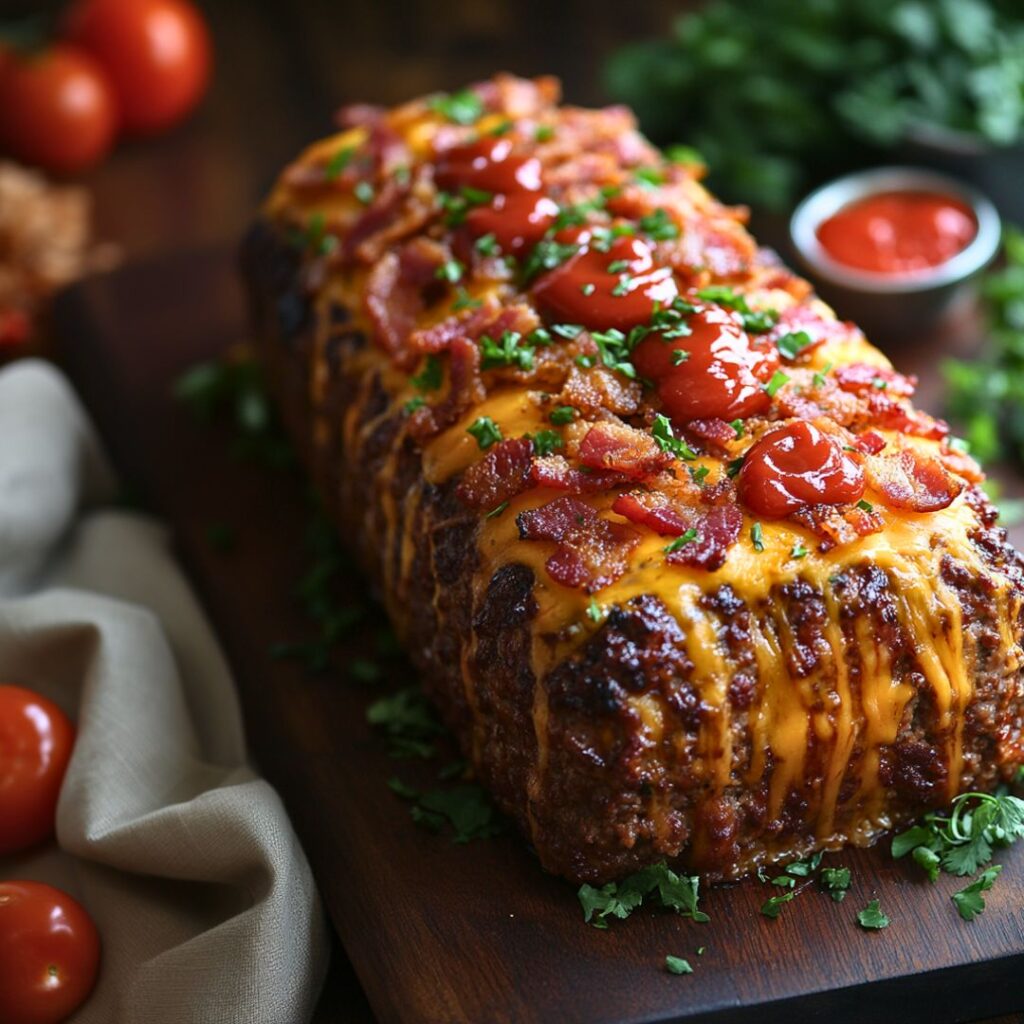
left=0, top=44, right=118, bottom=174
left=0, top=685, right=75, bottom=856
left=0, top=881, right=100, bottom=1024
left=65, top=0, right=212, bottom=136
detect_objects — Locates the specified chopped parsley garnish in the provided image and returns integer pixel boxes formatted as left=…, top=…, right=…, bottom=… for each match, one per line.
left=689, top=464, right=709, bottom=486
left=953, top=865, right=1002, bottom=921
left=485, top=500, right=509, bottom=519
left=729, top=419, right=744, bottom=438
left=776, top=330, right=814, bottom=360
left=534, top=124, right=555, bottom=142
left=696, top=286, right=778, bottom=333
left=760, top=891, right=796, bottom=918
left=303, top=212, right=337, bottom=257
left=474, top=232, right=500, bottom=257
left=751, top=522, right=765, bottom=552
left=587, top=597, right=602, bottom=622
left=611, top=275, right=634, bottom=297
left=353, top=180, right=375, bottom=205
left=665, top=144, right=704, bottom=166
left=529, top=327, right=553, bottom=346
left=664, top=528, right=699, bottom=553
left=580, top=282, right=596, bottom=296
left=480, top=330, right=535, bottom=371
left=637, top=207, right=680, bottom=241
left=467, top=416, right=503, bottom=449
left=764, top=370, right=790, bottom=397
left=527, top=430, right=563, bottom=457
left=578, top=861, right=710, bottom=929
left=489, top=118, right=514, bottom=136
left=591, top=328, right=638, bottom=378
left=409, top=783, right=507, bottom=843
left=429, top=89, right=484, bottom=125
left=726, top=456, right=745, bottom=477
left=892, top=789, right=1024, bottom=880
left=607, top=259, right=630, bottom=273
left=411, top=355, right=443, bottom=392
left=651, top=414, right=697, bottom=460
left=634, top=166, right=666, bottom=188
left=403, top=396, right=426, bottom=414
left=452, top=286, right=482, bottom=311
left=856, top=899, right=889, bottom=930
left=791, top=542, right=808, bottom=559
left=324, top=145, right=357, bottom=180
left=813, top=361, right=833, bottom=388
left=521, top=238, right=580, bottom=281
left=435, top=259, right=464, bottom=284
left=393, top=165, right=411, bottom=187
left=550, top=405, right=575, bottom=425
left=820, top=866, right=851, bottom=902
left=438, top=186, right=492, bottom=226
left=551, top=323, right=584, bottom=340
left=366, top=687, right=445, bottom=759
left=665, top=956, right=693, bottom=976
left=856, top=499, right=874, bottom=512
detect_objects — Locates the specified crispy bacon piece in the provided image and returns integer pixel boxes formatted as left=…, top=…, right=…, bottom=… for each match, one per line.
left=407, top=335, right=485, bottom=442
left=868, top=449, right=964, bottom=513
left=865, top=391, right=949, bottom=441
left=578, top=423, right=670, bottom=479
left=665, top=505, right=743, bottom=571
left=456, top=437, right=534, bottom=510
left=612, top=492, right=742, bottom=570
left=938, top=444, right=984, bottom=485
left=790, top=503, right=883, bottom=552
left=853, top=430, right=887, bottom=455
left=517, top=496, right=639, bottom=591
left=611, top=493, right=690, bottom=535
left=556, top=366, right=641, bottom=419
left=365, top=238, right=448, bottom=365
left=530, top=455, right=626, bottom=494
left=344, top=177, right=437, bottom=266
left=834, top=363, right=916, bottom=398
left=686, top=418, right=736, bottom=449
left=410, top=301, right=539, bottom=356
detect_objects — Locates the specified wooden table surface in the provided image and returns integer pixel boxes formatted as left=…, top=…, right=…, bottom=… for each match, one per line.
left=14, top=0, right=1022, bottom=1018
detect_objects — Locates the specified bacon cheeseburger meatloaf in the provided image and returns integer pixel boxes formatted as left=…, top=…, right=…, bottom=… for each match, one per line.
left=243, top=75, right=1024, bottom=885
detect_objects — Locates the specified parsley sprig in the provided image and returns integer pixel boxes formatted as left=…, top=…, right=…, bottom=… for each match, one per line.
left=578, top=862, right=710, bottom=929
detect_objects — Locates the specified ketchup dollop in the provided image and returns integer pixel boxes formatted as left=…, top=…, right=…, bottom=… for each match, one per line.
left=434, top=137, right=542, bottom=194
left=816, top=191, right=976, bottom=275
left=531, top=232, right=678, bottom=330
left=737, top=421, right=865, bottom=517
left=466, top=193, right=559, bottom=253
left=631, top=305, right=779, bottom=421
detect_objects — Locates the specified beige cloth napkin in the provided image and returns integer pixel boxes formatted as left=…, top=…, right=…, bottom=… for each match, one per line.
left=0, top=360, right=330, bottom=1024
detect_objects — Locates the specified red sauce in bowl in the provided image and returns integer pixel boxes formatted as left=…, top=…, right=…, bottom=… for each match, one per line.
left=815, top=191, right=976, bottom=275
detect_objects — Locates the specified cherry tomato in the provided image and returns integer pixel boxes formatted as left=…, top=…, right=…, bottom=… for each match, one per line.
left=0, top=44, right=118, bottom=174
left=0, top=685, right=75, bottom=856
left=0, top=881, right=100, bottom=1024
left=65, top=0, right=212, bottom=136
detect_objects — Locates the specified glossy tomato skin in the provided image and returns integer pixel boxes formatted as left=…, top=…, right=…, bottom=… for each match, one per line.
left=0, top=685, right=75, bottom=855
left=0, top=45, right=117, bottom=174
left=0, top=881, right=101, bottom=1024
left=66, top=0, right=212, bottom=136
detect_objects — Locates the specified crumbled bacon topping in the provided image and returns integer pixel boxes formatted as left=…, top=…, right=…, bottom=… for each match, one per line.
left=868, top=449, right=964, bottom=513
left=578, top=423, right=670, bottom=479
left=517, top=496, right=640, bottom=591
left=455, top=437, right=534, bottom=511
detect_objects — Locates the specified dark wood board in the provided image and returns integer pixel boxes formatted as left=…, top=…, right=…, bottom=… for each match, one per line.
left=53, top=247, right=1024, bottom=1024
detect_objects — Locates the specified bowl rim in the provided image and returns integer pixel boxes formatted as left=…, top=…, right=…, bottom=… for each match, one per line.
left=789, top=166, right=1002, bottom=294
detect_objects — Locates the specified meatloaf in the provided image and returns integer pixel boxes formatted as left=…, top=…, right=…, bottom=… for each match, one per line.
left=242, top=74, right=1024, bottom=885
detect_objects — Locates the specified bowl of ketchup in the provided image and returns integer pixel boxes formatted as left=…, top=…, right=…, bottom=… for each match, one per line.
left=790, top=167, right=1000, bottom=341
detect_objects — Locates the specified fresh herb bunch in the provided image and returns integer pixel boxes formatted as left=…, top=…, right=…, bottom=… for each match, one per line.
left=944, top=227, right=1024, bottom=466
left=606, top=0, right=1024, bottom=209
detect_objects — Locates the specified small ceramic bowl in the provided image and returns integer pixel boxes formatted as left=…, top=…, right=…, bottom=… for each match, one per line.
left=789, top=167, right=1001, bottom=341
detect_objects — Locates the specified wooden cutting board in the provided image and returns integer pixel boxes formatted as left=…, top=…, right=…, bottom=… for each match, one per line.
left=53, top=246, right=1024, bottom=1024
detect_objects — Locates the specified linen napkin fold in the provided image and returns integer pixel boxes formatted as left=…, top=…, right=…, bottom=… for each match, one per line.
left=0, top=359, right=329, bottom=1024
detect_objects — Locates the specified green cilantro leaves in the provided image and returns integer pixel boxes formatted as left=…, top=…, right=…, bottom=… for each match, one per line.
left=578, top=862, right=710, bottom=929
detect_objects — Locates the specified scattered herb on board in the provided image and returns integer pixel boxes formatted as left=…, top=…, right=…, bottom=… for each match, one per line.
left=820, top=867, right=851, bottom=902
left=174, top=354, right=294, bottom=468
left=578, top=862, right=710, bottom=929
left=856, top=899, right=890, bottom=930
left=665, top=956, right=693, bottom=976
left=366, top=686, right=446, bottom=759
left=891, top=788, right=1024, bottom=918
left=606, top=2, right=1024, bottom=209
